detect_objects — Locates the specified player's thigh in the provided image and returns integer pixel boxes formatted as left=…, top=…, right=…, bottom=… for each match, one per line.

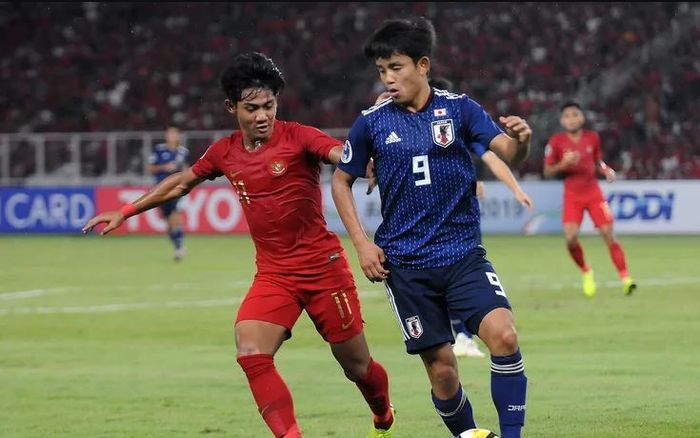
left=587, top=197, right=614, bottom=229
left=562, top=196, right=585, bottom=228
left=384, top=264, right=452, bottom=354
left=301, top=255, right=365, bottom=344
left=444, top=246, right=512, bottom=338
left=236, top=274, right=304, bottom=340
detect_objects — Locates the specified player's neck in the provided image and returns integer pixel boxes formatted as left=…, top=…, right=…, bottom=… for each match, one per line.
left=242, top=136, right=266, bottom=152
left=565, top=130, right=583, bottom=141
left=166, top=143, right=179, bottom=150
left=404, top=85, right=432, bottom=113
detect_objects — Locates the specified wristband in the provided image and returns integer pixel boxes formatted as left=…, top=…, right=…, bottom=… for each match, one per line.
left=119, top=203, right=138, bottom=218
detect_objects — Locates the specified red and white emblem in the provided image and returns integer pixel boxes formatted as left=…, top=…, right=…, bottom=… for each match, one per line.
left=431, top=119, right=454, bottom=147
left=405, top=315, right=423, bottom=339
left=268, top=159, right=287, bottom=176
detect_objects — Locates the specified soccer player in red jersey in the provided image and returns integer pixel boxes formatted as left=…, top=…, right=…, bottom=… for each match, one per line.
left=83, top=52, right=395, bottom=438
left=544, top=101, right=637, bottom=297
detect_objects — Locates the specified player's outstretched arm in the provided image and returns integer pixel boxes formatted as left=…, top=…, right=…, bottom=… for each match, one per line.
left=331, top=168, right=389, bottom=282
left=481, top=151, right=533, bottom=209
left=82, top=169, right=204, bottom=235
left=489, top=116, right=531, bottom=165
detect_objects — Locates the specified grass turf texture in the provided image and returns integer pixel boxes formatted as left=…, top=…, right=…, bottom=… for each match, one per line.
left=1, top=235, right=699, bottom=437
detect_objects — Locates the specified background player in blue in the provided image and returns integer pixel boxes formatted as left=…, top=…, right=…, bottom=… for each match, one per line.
left=148, top=126, right=189, bottom=261
left=332, top=17, right=531, bottom=438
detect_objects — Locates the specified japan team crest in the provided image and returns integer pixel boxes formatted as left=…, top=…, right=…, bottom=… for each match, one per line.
left=405, top=315, right=423, bottom=339
left=431, top=119, right=455, bottom=147
left=268, top=159, right=287, bottom=176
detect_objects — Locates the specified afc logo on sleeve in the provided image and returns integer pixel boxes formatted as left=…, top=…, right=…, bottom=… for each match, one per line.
left=431, top=119, right=455, bottom=147
left=341, top=140, right=353, bottom=163
left=405, top=315, right=424, bottom=338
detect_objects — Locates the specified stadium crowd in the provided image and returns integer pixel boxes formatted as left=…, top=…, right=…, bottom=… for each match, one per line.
left=1, top=2, right=698, bottom=179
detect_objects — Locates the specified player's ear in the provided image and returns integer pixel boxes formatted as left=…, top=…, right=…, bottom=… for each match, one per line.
left=417, top=56, right=431, bottom=77
left=224, top=99, right=236, bottom=115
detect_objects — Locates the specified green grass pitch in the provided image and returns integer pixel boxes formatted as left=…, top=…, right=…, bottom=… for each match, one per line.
left=1, top=234, right=699, bottom=437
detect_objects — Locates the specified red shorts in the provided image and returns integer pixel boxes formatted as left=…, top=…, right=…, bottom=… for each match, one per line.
left=563, top=191, right=613, bottom=227
left=235, top=251, right=364, bottom=343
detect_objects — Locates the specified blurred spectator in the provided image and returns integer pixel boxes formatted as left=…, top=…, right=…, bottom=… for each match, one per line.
left=0, top=2, right=697, bottom=179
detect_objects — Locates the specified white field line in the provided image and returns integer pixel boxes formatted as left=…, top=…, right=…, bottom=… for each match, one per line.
left=0, top=281, right=253, bottom=300
left=1, top=276, right=699, bottom=316
left=0, top=288, right=75, bottom=301
left=0, top=290, right=383, bottom=316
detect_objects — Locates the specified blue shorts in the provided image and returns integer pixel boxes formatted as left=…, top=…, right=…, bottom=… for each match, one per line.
left=384, top=245, right=512, bottom=354
left=159, top=198, right=181, bottom=218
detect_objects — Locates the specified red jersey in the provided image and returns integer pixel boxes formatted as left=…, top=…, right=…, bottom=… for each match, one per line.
left=544, top=129, right=602, bottom=195
left=191, top=120, right=343, bottom=274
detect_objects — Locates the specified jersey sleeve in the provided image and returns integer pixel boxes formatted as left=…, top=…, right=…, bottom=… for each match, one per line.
left=543, top=136, right=560, bottom=166
left=297, top=124, right=342, bottom=163
left=190, top=140, right=224, bottom=181
left=468, top=142, right=489, bottom=156
left=336, top=115, right=373, bottom=177
left=460, top=97, right=504, bottom=156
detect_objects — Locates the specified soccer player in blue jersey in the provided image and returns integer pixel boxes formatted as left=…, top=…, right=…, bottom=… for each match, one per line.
left=148, top=126, right=189, bottom=260
left=332, top=17, right=531, bottom=438
left=375, top=77, right=488, bottom=360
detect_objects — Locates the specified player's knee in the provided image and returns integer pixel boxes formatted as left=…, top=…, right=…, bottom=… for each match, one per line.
left=235, top=341, right=265, bottom=358
left=342, top=362, right=369, bottom=383
left=566, top=237, right=578, bottom=248
left=492, top=327, right=519, bottom=355
left=427, top=361, right=459, bottom=388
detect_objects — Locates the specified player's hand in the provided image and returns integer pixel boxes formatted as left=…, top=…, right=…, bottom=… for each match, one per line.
left=562, top=150, right=579, bottom=166
left=82, top=211, right=126, bottom=235
left=375, top=91, right=393, bottom=105
left=357, top=241, right=390, bottom=283
left=499, top=116, right=532, bottom=145
left=476, top=181, right=485, bottom=199
left=366, top=159, right=377, bottom=195
left=515, top=190, right=534, bottom=210
left=605, top=168, right=616, bottom=183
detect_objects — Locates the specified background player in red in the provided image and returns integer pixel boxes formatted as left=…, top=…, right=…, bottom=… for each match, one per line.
left=544, top=101, right=637, bottom=297
left=82, top=52, right=394, bottom=438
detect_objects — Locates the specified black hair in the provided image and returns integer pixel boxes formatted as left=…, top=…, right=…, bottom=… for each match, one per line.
left=429, top=76, right=453, bottom=90
left=560, top=101, right=582, bottom=112
left=220, top=52, right=285, bottom=103
left=363, top=16, right=436, bottom=63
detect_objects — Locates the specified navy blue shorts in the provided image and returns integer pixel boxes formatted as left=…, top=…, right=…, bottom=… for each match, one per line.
left=159, top=198, right=181, bottom=218
left=384, top=245, right=512, bottom=354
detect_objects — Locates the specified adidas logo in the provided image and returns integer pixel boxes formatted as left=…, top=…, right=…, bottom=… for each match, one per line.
left=385, top=131, right=402, bottom=144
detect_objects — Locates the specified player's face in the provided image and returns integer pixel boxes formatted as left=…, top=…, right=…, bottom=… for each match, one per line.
left=375, top=53, right=430, bottom=108
left=227, top=88, right=278, bottom=142
left=560, top=107, right=585, bottom=133
left=165, top=128, right=180, bottom=147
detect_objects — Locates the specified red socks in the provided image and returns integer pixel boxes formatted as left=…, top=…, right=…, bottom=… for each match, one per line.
left=356, top=358, right=393, bottom=430
left=608, top=241, right=629, bottom=278
left=567, top=242, right=590, bottom=272
left=237, top=354, right=299, bottom=437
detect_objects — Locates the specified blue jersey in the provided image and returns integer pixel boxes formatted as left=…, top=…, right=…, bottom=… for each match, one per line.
left=149, top=143, right=189, bottom=183
left=337, top=88, right=503, bottom=269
